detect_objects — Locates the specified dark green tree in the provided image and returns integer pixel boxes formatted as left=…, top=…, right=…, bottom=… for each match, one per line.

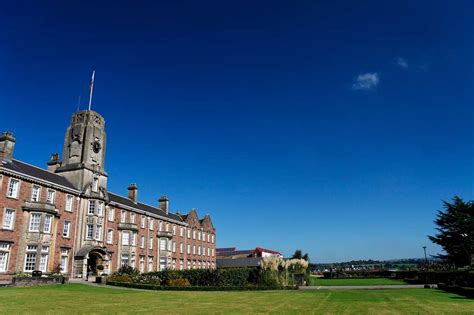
left=291, top=249, right=310, bottom=262
left=428, top=196, right=473, bottom=267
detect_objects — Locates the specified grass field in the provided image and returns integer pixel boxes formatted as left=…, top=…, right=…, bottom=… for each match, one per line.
left=309, top=277, right=407, bottom=286
left=0, top=284, right=472, bottom=314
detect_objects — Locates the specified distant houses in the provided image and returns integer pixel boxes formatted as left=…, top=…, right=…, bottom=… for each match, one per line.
left=216, top=247, right=282, bottom=268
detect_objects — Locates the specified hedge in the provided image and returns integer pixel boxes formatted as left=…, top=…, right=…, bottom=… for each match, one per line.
left=437, top=283, right=474, bottom=298
left=106, top=281, right=297, bottom=291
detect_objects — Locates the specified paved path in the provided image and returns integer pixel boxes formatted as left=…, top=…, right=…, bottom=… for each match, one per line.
left=300, top=284, right=436, bottom=290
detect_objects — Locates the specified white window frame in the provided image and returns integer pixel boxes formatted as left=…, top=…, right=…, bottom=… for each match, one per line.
left=107, top=229, right=113, bottom=244
left=149, top=219, right=154, bottom=230
left=60, top=249, right=69, bottom=273
left=97, top=202, right=104, bottom=217
left=140, top=236, right=145, bottom=248
left=141, top=216, right=145, bottom=228
left=131, top=232, right=136, bottom=246
left=43, top=215, right=53, bottom=234
left=29, top=213, right=41, bottom=232
left=148, top=257, right=153, bottom=272
left=7, top=178, right=20, bottom=199
left=159, top=238, right=166, bottom=251
left=31, top=185, right=41, bottom=202
left=95, top=225, right=102, bottom=241
left=0, top=243, right=10, bottom=272
left=108, top=208, right=115, bottom=222
left=130, top=213, right=135, bottom=224
left=121, top=254, right=129, bottom=267
left=2, top=208, right=15, bottom=230
left=187, top=244, right=191, bottom=254
left=122, top=231, right=130, bottom=246
left=86, top=224, right=94, bottom=240
left=88, top=200, right=96, bottom=215
left=180, top=243, right=183, bottom=254
left=120, top=210, right=126, bottom=223
left=39, top=246, right=49, bottom=272
left=149, top=237, right=153, bottom=250
left=46, top=189, right=55, bottom=204
left=180, top=227, right=184, bottom=237
left=187, top=229, right=191, bottom=239
left=92, top=177, right=99, bottom=192
left=63, top=220, right=71, bottom=238
left=172, top=241, right=176, bottom=253
left=65, top=195, right=73, bottom=212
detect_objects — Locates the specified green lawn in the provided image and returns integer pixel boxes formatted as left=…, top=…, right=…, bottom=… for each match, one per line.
left=0, top=284, right=472, bottom=314
left=310, top=277, right=407, bottom=286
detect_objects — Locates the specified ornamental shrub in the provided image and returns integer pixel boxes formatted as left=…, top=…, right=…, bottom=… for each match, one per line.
left=167, top=278, right=191, bottom=287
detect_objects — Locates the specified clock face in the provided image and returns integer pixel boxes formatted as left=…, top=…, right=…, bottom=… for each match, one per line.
left=92, top=141, right=101, bottom=154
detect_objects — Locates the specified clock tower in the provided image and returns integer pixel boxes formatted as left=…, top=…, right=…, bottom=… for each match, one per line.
left=55, top=109, right=108, bottom=196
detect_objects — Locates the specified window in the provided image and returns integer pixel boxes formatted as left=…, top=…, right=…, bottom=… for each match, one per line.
left=211, top=235, right=215, bottom=243
left=60, top=249, right=69, bottom=273
left=180, top=260, right=184, bottom=270
left=141, top=216, right=145, bottom=228
left=187, top=260, right=191, bottom=270
left=172, top=241, right=176, bottom=253
left=165, top=223, right=169, bottom=232
left=88, top=200, right=96, bottom=215
left=3, top=209, right=15, bottom=230
left=159, top=221, right=162, bottom=231
left=107, top=229, right=113, bottom=244
left=187, top=244, right=191, bottom=254
left=0, top=243, right=10, bottom=272
left=130, top=213, right=135, bottom=224
left=43, top=215, right=53, bottom=233
left=140, top=236, right=145, bottom=248
left=139, top=256, right=145, bottom=273
left=130, top=254, right=135, bottom=268
left=122, top=231, right=130, bottom=246
left=95, top=225, right=102, bottom=241
left=187, top=229, right=191, bottom=238
left=159, top=258, right=166, bottom=271
left=65, top=195, right=73, bottom=211
left=120, top=211, right=126, bottom=223
left=202, top=246, right=205, bottom=256
left=180, top=243, right=183, bottom=254
left=198, top=231, right=201, bottom=241
left=97, top=202, right=103, bottom=217
left=198, top=246, right=201, bottom=256
left=108, top=208, right=115, bottom=222
left=193, top=245, right=196, bottom=255
left=172, top=225, right=176, bottom=235
left=7, top=179, right=19, bottom=198
left=180, top=227, right=184, bottom=237
left=39, top=246, right=49, bottom=272
left=46, top=189, right=55, bottom=204
left=24, top=245, right=37, bottom=272
left=149, top=237, right=153, bottom=250
left=159, top=238, right=166, bottom=251
left=148, top=257, right=153, bottom=272
left=131, top=232, right=136, bottom=246
left=202, top=232, right=206, bottom=242
left=63, top=221, right=71, bottom=238
left=207, top=247, right=210, bottom=257
left=192, top=230, right=196, bottom=239
left=31, top=185, right=41, bottom=202
left=86, top=224, right=94, bottom=240
left=121, top=254, right=129, bottom=267
left=212, top=248, right=215, bottom=257
left=207, top=233, right=210, bottom=242
left=149, top=219, right=154, bottom=230
left=29, top=213, right=41, bottom=232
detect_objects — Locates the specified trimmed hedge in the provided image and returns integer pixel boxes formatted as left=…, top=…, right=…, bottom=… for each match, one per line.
left=106, top=280, right=297, bottom=291
left=133, top=268, right=260, bottom=287
left=437, top=283, right=474, bottom=298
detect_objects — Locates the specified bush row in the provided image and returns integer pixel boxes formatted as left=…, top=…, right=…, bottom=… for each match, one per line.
left=107, top=267, right=305, bottom=288
left=106, top=280, right=297, bottom=291
left=437, top=283, right=474, bottom=298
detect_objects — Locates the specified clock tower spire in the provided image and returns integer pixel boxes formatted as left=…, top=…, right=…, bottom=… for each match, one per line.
left=55, top=109, right=108, bottom=194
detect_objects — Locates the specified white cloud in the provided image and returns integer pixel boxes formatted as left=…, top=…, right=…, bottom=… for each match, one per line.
left=396, top=57, right=408, bottom=68
left=352, top=72, right=379, bottom=90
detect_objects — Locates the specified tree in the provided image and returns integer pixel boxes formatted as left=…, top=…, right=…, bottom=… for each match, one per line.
left=428, top=196, right=473, bottom=267
left=291, top=249, right=310, bottom=262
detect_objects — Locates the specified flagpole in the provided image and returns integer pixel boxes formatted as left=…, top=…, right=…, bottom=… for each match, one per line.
left=88, top=70, right=95, bottom=110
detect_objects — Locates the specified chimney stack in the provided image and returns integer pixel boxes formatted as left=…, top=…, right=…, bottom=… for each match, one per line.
left=128, top=183, right=138, bottom=203
left=0, top=131, right=16, bottom=162
left=47, top=153, right=61, bottom=172
left=159, top=196, right=169, bottom=214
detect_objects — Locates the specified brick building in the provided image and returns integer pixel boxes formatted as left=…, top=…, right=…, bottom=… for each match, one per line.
left=0, top=109, right=216, bottom=281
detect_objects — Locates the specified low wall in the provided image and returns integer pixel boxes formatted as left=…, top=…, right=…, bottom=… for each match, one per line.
left=12, top=276, right=67, bottom=287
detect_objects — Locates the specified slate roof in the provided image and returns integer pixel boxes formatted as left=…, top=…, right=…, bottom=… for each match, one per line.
left=108, top=192, right=183, bottom=222
left=217, top=249, right=254, bottom=257
left=1, top=159, right=77, bottom=190
left=216, top=257, right=261, bottom=268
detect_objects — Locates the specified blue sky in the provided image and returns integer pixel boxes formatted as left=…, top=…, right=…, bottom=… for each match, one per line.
left=0, top=1, right=473, bottom=262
